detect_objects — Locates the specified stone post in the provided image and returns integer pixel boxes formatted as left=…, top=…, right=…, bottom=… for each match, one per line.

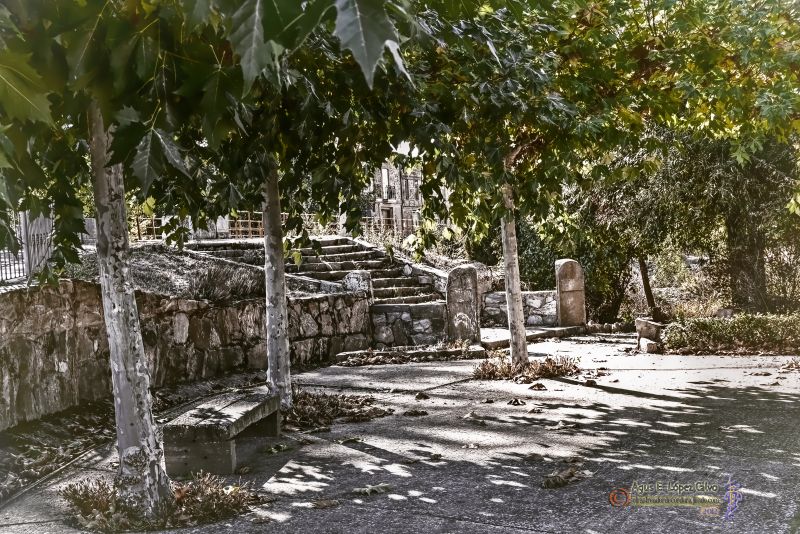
left=446, top=264, right=480, bottom=342
left=554, top=259, right=586, bottom=327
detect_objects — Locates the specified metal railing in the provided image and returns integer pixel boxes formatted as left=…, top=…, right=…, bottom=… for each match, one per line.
left=229, top=211, right=264, bottom=239
left=0, top=212, right=53, bottom=283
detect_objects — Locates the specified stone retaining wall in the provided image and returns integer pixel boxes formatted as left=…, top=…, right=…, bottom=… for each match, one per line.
left=371, top=302, right=447, bottom=348
left=481, top=290, right=557, bottom=327
left=0, top=280, right=369, bottom=430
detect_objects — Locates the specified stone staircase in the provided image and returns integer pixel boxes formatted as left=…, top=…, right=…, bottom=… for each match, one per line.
left=190, top=236, right=448, bottom=348
left=189, top=236, right=444, bottom=306
left=288, top=237, right=444, bottom=306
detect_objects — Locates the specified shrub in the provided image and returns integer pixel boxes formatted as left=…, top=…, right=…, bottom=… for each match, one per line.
left=473, top=355, right=580, bottom=383
left=663, top=314, right=800, bottom=354
left=61, top=472, right=261, bottom=532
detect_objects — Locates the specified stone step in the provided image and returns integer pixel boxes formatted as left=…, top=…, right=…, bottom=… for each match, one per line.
left=287, top=259, right=391, bottom=272
left=372, top=286, right=429, bottom=298
left=300, top=270, right=351, bottom=281
left=371, top=277, right=421, bottom=289
left=310, top=236, right=354, bottom=246
left=303, top=268, right=402, bottom=281
left=369, top=268, right=405, bottom=278
left=296, top=244, right=363, bottom=255
left=373, top=294, right=442, bottom=305
left=204, top=249, right=258, bottom=258
left=299, top=250, right=384, bottom=263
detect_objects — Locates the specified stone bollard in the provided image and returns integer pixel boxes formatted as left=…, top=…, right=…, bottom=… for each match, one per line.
left=446, top=264, right=480, bottom=342
left=343, top=270, right=373, bottom=301
left=554, top=259, right=586, bottom=327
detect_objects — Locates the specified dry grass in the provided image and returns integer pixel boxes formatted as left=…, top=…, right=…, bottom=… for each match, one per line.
left=185, top=263, right=264, bottom=302
left=473, top=355, right=580, bottom=384
left=61, top=472, right=262, bottom=532
left=282, top=388, right=393, bottom=430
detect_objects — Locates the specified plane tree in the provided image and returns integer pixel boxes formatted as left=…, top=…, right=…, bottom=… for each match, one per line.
left=396, top=0, right=800, bottom=364
left=0, top=0, right=414, bottom=518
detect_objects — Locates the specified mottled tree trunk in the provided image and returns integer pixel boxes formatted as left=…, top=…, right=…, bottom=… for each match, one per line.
left=500, top=183, right=528, bottom=366
left=88, top=102, right=171, bottom=517
left=262, top=170, right=292, bottom=409
left=638, top=257, right=656, bottom=311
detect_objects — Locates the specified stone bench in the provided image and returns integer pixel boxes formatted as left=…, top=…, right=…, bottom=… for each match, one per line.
left=163, top=386, right=280, bottom=476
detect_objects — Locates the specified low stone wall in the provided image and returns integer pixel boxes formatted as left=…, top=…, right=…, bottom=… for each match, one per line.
left=287, top=293, right=371, bottom=364
left=0, top=279, right=369, bottom=430
left=481, top=290, right=557, bottom=327
left=371, top=302, right=447, bottom=348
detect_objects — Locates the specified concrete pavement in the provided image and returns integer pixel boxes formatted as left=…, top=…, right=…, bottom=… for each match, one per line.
left=2, top=334, right=800, bottom=533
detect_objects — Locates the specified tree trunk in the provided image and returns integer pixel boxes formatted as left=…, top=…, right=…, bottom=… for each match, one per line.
left=88, top=102, right=171, bottom=517
left=500, top=183, right=528, bottom=366
left=262, top=169, right=292, bottom=409
left=638, top=256, right=656, bottom=311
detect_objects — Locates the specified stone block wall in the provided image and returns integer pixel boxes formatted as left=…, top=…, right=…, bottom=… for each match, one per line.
left=371, top=302, right=447, bottom=348
left=481, top=290, right=557, bottom=327
left=287, top=293, right=371, bottom=365
left=0, top=279, right=369, bottom=430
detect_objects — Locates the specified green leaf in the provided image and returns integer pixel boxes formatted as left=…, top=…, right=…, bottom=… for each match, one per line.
left=291, top=0, right=336, bottom=48
left=270, top=0, right=335, bottom=49
left=0, top=126, right=13, bottom=169
left=333, top=0, right=399, bottom=88
left=108, top=122, right=147, bottom=166
left=155, top=129, right=190, bottom=177
left=0, top=51, right=52, bottom=124
left=132, top=130, right=165, bottom=195
left=184, top=0, right=213, bottom=30
left=228, top=0, right=275, bottom=92
left=263, top=0, right=304, bottom=45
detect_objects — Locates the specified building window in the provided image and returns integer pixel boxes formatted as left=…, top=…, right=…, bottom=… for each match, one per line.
left=381, top=168, right=389, bottom=199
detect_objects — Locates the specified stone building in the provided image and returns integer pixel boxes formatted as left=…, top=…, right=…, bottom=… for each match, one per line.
left=371, top=162, right=422, bottom=236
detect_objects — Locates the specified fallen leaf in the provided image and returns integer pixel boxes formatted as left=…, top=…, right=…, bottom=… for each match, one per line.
left=335, top=437, right=362, bottom=444
left=312, top=499, right=340, bottom=509
left=353, top=483, right=391, bottom=495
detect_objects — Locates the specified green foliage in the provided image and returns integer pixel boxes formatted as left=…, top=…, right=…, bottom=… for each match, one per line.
left=0, top=0, right=417, bottom=274
left=519, top=203, right=633, bottom=323
left=591, top=131, right=800, bottom=312
left=663, top=314, right=800, bottom=354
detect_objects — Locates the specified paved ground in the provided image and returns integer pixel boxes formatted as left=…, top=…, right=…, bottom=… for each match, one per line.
left=3, top=334, right=800, bottom=533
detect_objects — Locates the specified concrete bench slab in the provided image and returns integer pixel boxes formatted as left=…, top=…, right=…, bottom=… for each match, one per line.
left=163, top=386, right=280, bottom=476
